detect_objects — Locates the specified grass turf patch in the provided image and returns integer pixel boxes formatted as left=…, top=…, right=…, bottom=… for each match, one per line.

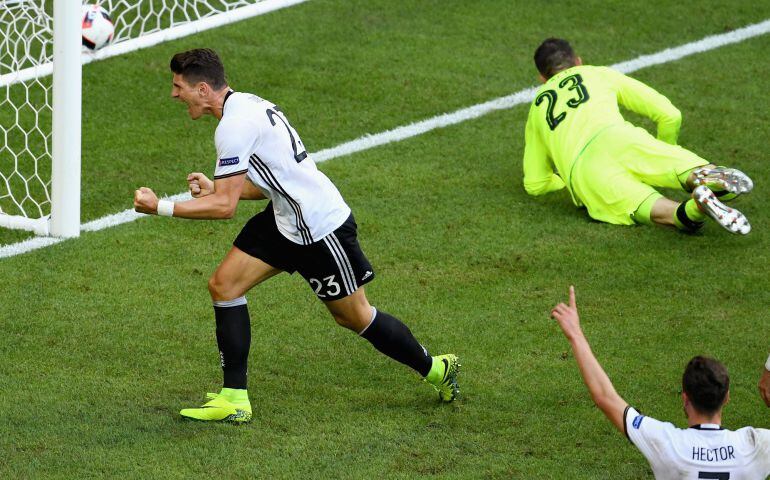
left=1, top=2, right=770, bottom=478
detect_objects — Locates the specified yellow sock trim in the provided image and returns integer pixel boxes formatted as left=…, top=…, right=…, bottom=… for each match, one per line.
left=631, top=193, right=663, bottom=226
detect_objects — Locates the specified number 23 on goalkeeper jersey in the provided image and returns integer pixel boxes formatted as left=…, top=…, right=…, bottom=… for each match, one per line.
left=522, top=65, right=683, bottom=203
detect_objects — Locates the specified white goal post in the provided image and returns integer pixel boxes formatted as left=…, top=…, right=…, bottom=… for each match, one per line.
left=0, top=0, right=308, bottom=238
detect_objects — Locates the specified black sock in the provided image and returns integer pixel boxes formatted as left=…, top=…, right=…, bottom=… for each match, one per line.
left=675, top=201, right=704, bottom=232
left=213, top=300, right=251, bottom=389
left=360, top=309, right=432, bottom=377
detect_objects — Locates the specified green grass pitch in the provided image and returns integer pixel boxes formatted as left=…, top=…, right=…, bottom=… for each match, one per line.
left=1, top=1, right=769, bottom=478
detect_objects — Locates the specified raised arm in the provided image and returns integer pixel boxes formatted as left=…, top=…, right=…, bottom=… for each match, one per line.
left=606, top=68, right=682, bottom=145
left=551, top=286, right=628, bottom=433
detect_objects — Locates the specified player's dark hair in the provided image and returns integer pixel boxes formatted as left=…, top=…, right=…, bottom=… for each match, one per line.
left=534, top=38, right=578, bottom=79
left=682, top=356, right=730, bottom=416
left=169, top=48, right=227, bottom=90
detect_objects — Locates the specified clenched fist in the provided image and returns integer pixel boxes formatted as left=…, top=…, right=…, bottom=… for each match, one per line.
left=134, top=187, right=159, bottom=214
left=187, top=172, right=214, bottom=198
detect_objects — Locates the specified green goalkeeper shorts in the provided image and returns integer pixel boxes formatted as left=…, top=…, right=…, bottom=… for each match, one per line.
left=569, top=124, right=709, bottom=225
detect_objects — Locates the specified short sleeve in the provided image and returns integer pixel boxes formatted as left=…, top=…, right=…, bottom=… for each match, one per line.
left=213, top=117, right=259, bottom=179
left=624, top=406, right=673, bottom=468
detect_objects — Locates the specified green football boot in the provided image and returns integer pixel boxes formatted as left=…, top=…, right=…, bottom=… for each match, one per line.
left=180, top=390, right=252, bottom=423
left=425, top=354, right=461, bottom=402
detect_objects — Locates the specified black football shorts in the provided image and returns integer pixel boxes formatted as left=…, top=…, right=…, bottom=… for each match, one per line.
left=233, top=204, right=375, bottom=301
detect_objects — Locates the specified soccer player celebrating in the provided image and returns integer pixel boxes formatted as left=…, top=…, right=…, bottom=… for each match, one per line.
left=551, top=286, right=770, bottom=478
left=523, top=38, right=753, bottom=234
left=133, top=49, right=459, bottom=422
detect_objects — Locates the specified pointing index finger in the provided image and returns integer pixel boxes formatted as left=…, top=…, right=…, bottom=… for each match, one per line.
left=569, top=285, right=576, bottom=308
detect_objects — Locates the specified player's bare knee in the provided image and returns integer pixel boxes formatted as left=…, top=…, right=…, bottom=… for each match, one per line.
left=331, top=311, right=367, bottom=332
left=207, top=273, right=231, bottom=301
left=207, top=275, right=220, bottom=299
left=331, top=312, right=353, bottom=329
left=331, top=313, right=348, bottom=328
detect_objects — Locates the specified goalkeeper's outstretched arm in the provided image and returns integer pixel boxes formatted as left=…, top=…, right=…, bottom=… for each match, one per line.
left=551, top=286, right=629, bottom=434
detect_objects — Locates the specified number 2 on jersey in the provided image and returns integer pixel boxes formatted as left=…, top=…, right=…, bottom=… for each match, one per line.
left=535, top=73, right=590, bottom=131
left=266, top=106, right=308, bottom=163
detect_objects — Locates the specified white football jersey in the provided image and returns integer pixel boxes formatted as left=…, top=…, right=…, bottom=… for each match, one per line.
left=213, top=91, right=350, bottom=245
left=624, top=406, right=770, bottom=479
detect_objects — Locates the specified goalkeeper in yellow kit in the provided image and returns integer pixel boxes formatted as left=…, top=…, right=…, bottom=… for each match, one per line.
left=523, top=38, right=753, bottom=234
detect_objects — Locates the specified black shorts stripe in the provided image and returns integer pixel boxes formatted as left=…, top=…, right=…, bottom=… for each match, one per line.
left=249, top=155, right=313, bottom=244
left=329, top=233, right=358, bottom=291
left=213, top=169, right=248, bottom=180
left=322, top=236, right=354, bottom=295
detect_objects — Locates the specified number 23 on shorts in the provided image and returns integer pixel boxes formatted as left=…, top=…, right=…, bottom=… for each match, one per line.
left=309, top=275, right=341, bottom=298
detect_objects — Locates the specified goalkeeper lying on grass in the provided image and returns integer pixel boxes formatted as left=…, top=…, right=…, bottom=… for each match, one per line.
left=522, top=38, right=753, bottom=235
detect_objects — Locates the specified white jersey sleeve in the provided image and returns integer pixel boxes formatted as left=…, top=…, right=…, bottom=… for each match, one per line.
left=213, top=115, right=260, bottom=179
left=624, top=406, right=675, bottom=474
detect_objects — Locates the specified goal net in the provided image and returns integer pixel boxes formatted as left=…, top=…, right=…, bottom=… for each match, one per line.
left=0, top=0, right=303, bottom=237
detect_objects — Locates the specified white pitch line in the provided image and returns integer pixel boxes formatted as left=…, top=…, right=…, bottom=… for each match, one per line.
left=313, top=18, right=770, bottom=163
left=80, top=192, right=192, bottom=233
left=1, top=18, right=769, bottom=260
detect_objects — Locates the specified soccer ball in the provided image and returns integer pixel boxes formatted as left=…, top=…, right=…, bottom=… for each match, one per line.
left=81, top=4, right=114, bottom=51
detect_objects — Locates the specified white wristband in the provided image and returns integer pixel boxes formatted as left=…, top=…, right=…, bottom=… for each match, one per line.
left=765, top=353, right=770, bottom=371
left=157, top=199, right=175, bottom=217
